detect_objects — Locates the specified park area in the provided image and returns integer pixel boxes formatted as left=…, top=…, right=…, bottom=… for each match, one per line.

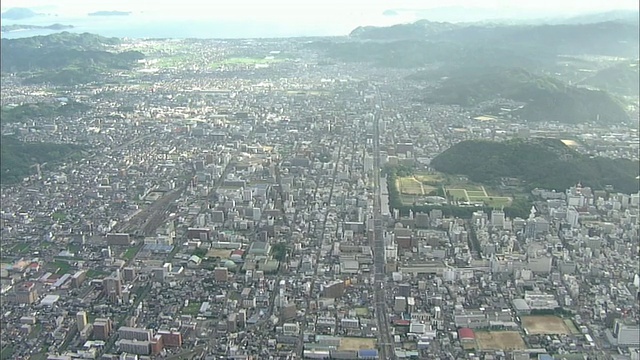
left=338, top=337, right=377, bottom=351
left=395, top=171, right=513, bottom=207
left=396, top=173, right=446, bottom=205
left=396, top=176, right=439, bottom=195
left=475, top=331, right=527, bottom=350
left=522, top=316, right=571, bottom=335
left=445, top=184, right=512, bottom=207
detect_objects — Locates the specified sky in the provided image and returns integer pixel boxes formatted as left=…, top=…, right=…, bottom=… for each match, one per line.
left=2, top=0, right=639, bottom=17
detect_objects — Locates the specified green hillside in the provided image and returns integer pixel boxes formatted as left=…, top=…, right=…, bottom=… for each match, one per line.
left=1, top=136, right=82, bottom=184
left=580, top=61, right=640, bottom=96
left=348, top=20, right=639, bottom=58
left=430, top=138, right=639, bottom=194
left=425, top=68, right=629, bottom=124
left=1, top=32, right=144, bottom=85
left=1, top=101, right=91, bottom=124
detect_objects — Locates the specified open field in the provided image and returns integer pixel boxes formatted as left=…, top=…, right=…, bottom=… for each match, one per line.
left=397, top=175, right=440, bottom=198
left=447, top=189, right=468, bottom=200
left=47, top=260, right=71, bottom=274
left=564, top=319, right=581, bottom=334
left=339, top=337, right=377, bottom=351
left=1, top=346, right=13, bottom=359
left=122, top=245, right=141, bottom=260
left=394, top=171, right=519, bottom=208
left=12, top=242, right=30, bottom=253
left=182, top=302, right=201, bottom=315
left=446, top=184, right=512, bottom=207
left=414, top=173, right=446, bottom=183
left=468, top=196, right=512, bottom=207
left=211, top=57, right=286, bottom=68
left=206, top=249, right=232, bottom=259
left=475, top=331, right=526, bottom=350
left=397, top=177, right=424, bottom=195
left=522, top=316, right=571, bottom=335
left=354, top=307, right=370, bottom=316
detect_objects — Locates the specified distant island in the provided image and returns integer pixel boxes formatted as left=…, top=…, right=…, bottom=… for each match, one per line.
left=88, top=10, right=131, bottom=16
left=1, top=24, right=74, bottom=32
left=0, top=7, right=41, bottom=20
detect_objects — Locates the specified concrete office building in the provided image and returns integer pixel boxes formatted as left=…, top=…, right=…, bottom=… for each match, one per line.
left=76, top=311, right=88, bottom=332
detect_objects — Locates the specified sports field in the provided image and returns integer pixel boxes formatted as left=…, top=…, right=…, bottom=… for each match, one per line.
left=522, top=316, right=571, bottom=335
left=206, top=249, right=232, bottom=259
left=339, top=337, right=376, bottom=351
left=475, top=331, right=526, bottom=350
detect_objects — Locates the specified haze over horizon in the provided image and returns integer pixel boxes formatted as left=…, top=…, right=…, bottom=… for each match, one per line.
left=2, top=0, right=639, bottom=21
left=2, top=0, right=638, bottom=39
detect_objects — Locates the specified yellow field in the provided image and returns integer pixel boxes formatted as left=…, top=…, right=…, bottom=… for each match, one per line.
left=476, top=331, right=526, bottom=350
left=397, top=177, right=424, bottom=195
left=339, top=337, right=377, bottom=351
left=522, top=316, right=571, bottom=335
left=206, top=249, right=232, bottom=259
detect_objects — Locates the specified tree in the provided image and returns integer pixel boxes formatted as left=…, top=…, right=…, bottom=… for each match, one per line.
left=271, top=243, right=289, bottom=262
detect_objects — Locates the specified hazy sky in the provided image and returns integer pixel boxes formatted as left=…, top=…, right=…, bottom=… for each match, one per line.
left=2, top=0, right=638, bottom=16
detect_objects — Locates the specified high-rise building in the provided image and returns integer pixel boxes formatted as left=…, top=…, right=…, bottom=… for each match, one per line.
left=123, top=267, right=137, bottom=282
left=614, top=319, right=640, bottom=346
left=71, top=270, right=87, bottom=288
left=150, top=334, right=164, bottom=355
left=237, top=310, right=247, bottom=328
left=118, top=326, right=153, bottom=341
left=491, top=210, right=505, bottom=228
left=118, top=339, right=151, bottom=355
left=103, top=276, right=123, bottom=297
left=157, top=330, right=183, bottom=347
left=227, top=314, right=237, bottom=333
left=152, top=267, right=166, bottom=283
left=93, top=318, right=112, bottom=340
left=76, top=311, right=88, bottom=332
left=13, top=282, right=37, bottom=304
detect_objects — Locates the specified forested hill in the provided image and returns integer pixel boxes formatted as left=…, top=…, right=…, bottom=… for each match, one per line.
left=1, top=101, right=92, bottom=124
left=1, top=32, right=144, bottom=85
left=580, top=61, right=640, bottom=97
left=430, top=138, right=640, bottom=194
left=0, top=137, right=82, bottom=185
left=423, top=68, right=630, bottom=124
left=349, top=20, right=639, bottom=58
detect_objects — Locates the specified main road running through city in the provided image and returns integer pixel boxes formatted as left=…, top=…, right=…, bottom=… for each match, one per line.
left=372, top=86, right=395, bottom=360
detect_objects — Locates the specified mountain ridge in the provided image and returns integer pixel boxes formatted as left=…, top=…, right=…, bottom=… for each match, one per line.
left=421, top=67, right=630, bottom=124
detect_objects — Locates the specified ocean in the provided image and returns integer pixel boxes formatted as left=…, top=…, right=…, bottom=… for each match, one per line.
left=0, top=11, right=416, bottom=39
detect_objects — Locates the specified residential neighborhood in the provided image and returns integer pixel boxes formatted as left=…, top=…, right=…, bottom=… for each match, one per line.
left=0, top=36, right=639, bottom=360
